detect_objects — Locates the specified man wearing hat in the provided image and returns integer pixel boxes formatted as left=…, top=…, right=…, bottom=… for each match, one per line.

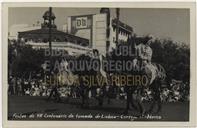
left=135, top=34, right=154, bottom=71
left=134, top=34, right=159, bottom=86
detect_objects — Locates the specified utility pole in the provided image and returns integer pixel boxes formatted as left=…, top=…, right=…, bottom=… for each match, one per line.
left=48, top=7, right=52, bottom=76
left=116, top=8, right=120, bottom=46
left=49, top=7, right=52, bottom=59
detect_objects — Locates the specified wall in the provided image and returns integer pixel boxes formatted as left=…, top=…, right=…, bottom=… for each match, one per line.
left=67, top=14, right=93, bottom=47
left=92, top=14, right=107, bottom=55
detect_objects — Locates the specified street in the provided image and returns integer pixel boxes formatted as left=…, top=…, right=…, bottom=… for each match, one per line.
left=8, top=95, right=189, bottom=121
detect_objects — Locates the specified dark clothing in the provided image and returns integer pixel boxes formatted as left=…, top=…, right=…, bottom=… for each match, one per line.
left=47, top=86, right=61, bottom=102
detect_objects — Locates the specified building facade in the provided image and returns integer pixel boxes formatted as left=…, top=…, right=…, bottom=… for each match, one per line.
left=16, top=8, right=135, bottom=56
left=66, top=8, right=134, bottom=55
left=17, top=9, right=91, bottom=55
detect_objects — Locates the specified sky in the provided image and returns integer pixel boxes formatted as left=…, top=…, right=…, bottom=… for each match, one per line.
left=9, top=7, right=190, bottom=44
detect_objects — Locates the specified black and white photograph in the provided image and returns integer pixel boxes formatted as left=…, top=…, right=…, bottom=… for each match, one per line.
left=2, top=2, right=196, bottom=126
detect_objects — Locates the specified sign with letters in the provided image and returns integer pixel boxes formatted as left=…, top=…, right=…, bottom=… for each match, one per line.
left=76, top=17, right=88, bottom=29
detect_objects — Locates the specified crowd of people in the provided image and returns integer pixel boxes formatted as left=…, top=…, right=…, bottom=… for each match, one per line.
left=8, top=76, right=189, bottom=103
left=8, top=34, right=190, bottom=105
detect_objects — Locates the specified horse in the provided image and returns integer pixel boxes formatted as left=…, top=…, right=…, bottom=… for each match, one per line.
left=71, top=52, right=104, bottom=108
left=146, top=63, right=166, bottom=114
left=124, top=62, right=166, bottom=116
left=69, top=51, right=167, bottom=116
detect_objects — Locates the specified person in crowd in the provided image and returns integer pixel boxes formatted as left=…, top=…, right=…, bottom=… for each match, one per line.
left=33, top=85, right=40, bottom=96
left=17, top=78, right=23, bottom=96
left=13, top=78, right=17, bottom=95
left=41, top=85, right=47, bottom=96
left=30, top=83, right=35, bottom=96
left=161, top=88, right=170, bottom=102
left=21, top=79, right=25, bottom=95
left=71, top=84, right=77, bottom=98
left=47, top=84, right=61, bottom=102
left=8, top=76, right=14, bottom=95
left=119, top=86, right=126, bottom=100
left=25, top=88, right=30, bottom=95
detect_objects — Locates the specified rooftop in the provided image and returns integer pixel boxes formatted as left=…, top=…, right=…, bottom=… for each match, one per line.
left=112, top=18, right=133, bottom=33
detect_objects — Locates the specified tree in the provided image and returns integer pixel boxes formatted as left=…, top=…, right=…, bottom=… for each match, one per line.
left=108, top=37, right=190, bottom=83
left=150, top=39, right=190, bottom=82
left=10, top=44, right=45, bottom=79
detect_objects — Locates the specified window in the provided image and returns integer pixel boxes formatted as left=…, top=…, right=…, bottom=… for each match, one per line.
left=113, top=27, right=115, bottom=31
left=43, top=38, right=48, bottom=43
left=113, top=37, right=115, bottom=42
